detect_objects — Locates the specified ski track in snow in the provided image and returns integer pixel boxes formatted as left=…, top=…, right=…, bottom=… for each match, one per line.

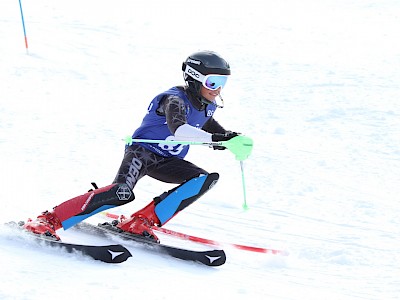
left=1, top=0, right=399, bottom=299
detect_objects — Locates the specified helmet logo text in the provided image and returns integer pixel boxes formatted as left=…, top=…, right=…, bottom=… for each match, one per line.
left=186, top=66, right=201, bottom=79
left=187, top=58, right=201, bottom=65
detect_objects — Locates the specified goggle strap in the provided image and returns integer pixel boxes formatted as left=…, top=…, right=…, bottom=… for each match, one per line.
left=184, top=65, right=205, bottom=83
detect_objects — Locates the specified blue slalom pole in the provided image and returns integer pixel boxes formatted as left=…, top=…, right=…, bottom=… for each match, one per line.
left=18, top=0, right=29, bottom=54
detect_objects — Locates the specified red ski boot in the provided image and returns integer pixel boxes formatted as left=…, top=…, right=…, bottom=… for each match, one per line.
left=23, top=211, right=62, bottom=240
left=117, top=201, right=160, bottom=242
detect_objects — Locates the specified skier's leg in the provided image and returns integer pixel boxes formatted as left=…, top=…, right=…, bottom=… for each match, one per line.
left=54, top=183, right=134, bottom=229
left=149, top=157, right=218, bottom=226
left=153, top=172, right=219, bottom=226
left=23, top=183, right=134, bottom=239
left=113, top=144, right=159, bottom=189
left=117, top=158, right=219, bottom=240
left=22, top=144, right=154, bottom=239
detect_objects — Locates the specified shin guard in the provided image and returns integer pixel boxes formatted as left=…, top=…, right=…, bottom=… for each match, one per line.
left=54, top=183, right=134, bottom=230
left=153, top=173, right=219, bottom=226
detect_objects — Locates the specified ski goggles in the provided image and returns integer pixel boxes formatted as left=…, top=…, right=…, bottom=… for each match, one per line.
left=203, top=74, right=228, bottom=90
left=184, top=65, right=229, bottom=90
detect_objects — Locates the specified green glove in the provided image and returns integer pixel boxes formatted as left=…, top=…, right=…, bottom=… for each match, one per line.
left=223, top=135, right=254, bottom=161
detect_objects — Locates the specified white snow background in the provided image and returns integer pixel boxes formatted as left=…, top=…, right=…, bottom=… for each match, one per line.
left=0, top=0, right=399, bottom=299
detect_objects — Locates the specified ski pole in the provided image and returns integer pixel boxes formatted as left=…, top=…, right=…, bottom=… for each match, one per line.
left=124, top=135, right=254, bottom=161
left=240, top=161, right=249, bottom=210
left=125, top=136, right=253, bottom=208
left=18, top=0, right=29, bottom=54
left=124, top=136, right=224, bottom=148
left=100, top=212, right=288, bottom=255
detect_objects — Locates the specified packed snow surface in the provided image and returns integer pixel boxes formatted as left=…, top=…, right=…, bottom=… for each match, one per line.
left=1, top=0, right=399, bottom=299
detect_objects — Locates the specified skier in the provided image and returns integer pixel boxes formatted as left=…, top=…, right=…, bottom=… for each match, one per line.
left=23, top=50, right=250, bottom=242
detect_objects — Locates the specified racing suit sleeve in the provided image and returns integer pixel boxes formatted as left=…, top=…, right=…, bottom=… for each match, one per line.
left=158, top=95, right=213, bottom=142
left=158, top=95, right=187, bottom=134
left=202, top=117, right=226, bottom=134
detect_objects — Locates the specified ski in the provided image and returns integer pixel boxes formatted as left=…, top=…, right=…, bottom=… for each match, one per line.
left=73, top=222, right=226, bottom=267
left=6, top=221, right=132, bottom=264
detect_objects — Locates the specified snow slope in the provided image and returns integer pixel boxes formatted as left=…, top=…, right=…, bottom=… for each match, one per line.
left=1, top=0, right=399, bottom=299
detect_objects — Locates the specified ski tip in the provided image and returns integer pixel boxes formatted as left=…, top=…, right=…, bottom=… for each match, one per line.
left=203, top=249, right=226, bottom=267
left=5, top=220, right=133, bottom=264
left=103, top=244, right=132, bottom=263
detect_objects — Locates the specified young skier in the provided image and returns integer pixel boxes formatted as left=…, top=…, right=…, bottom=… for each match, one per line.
left=23, top=50, right=250, bottom=242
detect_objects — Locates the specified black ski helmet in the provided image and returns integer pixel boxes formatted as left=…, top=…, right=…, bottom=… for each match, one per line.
left=182, top=51, right=230, bottom=97
left=182, top=51, right=231, bottom=77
